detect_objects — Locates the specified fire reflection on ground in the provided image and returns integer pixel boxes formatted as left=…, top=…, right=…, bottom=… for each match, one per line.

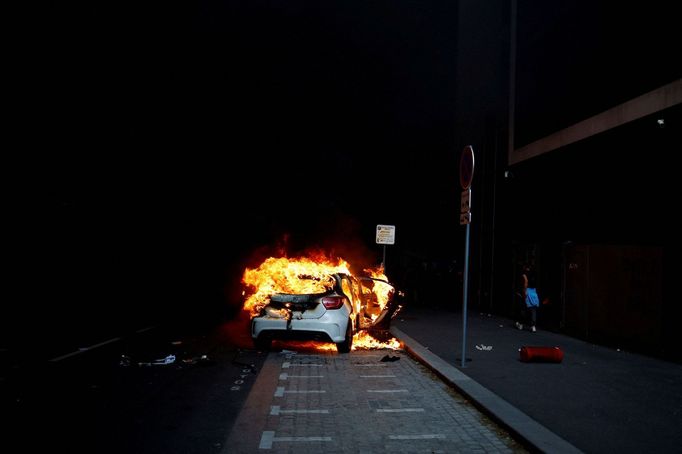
left=272, top=340, right=338, bottom=352
left=220, top=311, right=402, bottom=353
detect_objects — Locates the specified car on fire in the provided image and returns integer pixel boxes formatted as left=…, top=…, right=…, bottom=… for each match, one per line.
left=250, top=272, right=401, bottom=353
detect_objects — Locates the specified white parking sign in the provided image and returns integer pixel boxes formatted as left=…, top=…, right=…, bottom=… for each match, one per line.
left=376, top=225, right=396, bottom=245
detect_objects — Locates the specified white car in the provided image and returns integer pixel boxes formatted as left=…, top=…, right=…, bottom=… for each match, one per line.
left=251, top=273, right=398, bottom=353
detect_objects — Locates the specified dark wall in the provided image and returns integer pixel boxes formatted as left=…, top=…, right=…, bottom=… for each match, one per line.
left=563, top=244, right=671, bottom=360
left=514, top=0, right=682, bottom=147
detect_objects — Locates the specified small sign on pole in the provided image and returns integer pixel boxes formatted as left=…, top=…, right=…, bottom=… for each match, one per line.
left=460, top=189, right=471, bottom=225
left=376, top=224, right=395, bottom=272
left=375, top=225, right=395, bottom=245
left=460, top=189, right=471, bottom=213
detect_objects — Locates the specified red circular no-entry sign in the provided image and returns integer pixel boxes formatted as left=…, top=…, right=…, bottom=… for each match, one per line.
left=460, top=145, right=475, bottom=190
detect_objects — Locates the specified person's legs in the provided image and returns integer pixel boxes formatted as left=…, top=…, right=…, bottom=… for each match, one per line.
left=515, top=294, right=525, bottom=329
left=524, top=288, right=539, bottom=332
left=528, top=306, right=537, bottom=331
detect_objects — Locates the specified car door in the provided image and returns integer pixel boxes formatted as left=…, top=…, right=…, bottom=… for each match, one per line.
left=358, top=277, right=399, bottom=329
left=340, top=275, right=361, bottom=315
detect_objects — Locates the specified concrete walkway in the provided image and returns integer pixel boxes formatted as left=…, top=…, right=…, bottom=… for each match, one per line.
left=390, top=306, right=682, bottom=454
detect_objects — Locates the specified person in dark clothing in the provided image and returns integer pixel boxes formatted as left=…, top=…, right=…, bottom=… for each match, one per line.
left=515, top=263, right=540, bottom=332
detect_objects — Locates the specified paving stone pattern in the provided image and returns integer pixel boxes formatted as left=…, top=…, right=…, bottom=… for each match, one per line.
left=254, top=350, right=527, bottom=453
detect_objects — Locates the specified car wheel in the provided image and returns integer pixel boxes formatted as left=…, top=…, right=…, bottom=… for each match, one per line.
left=254, top=337, right=271, bottom=351
left=336, top=319, right=353, bottom=353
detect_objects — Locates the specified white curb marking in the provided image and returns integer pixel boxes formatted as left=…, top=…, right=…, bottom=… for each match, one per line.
left=377, top=408, right=425, bottom=413
left=389, top=434, right=446, bottom=440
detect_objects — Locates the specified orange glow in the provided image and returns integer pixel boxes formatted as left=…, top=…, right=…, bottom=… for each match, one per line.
left=360, top=266, right=395, bottom=323
left=241, top=251, right=402, bottom=352
left=273, top=334, right=401, bottom=352
left=273, top=340, right=338, bottom=352
left=352, top=331, right=402, bottom=350
left=242, top=253, right=351, bottom=316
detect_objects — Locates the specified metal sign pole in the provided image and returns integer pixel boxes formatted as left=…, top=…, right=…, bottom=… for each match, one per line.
left=459, top=145, right=474, bottom=368
left=382, top=245, right=387, bottom=272
left=461, top=221, right=470, bottom=368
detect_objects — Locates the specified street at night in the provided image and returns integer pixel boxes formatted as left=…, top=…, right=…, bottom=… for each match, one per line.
left=4, top=1, right=681, bottom=453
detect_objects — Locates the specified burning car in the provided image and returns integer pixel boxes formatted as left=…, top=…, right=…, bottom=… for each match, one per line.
left=243, top=256, right=402, bottom=353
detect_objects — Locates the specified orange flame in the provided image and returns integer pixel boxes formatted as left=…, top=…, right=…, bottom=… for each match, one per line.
left=273, top=340, right=338, bottom=352
left=360, top=266, right=395, bottom=324
left=242, top=253, right=351, bottom=316
left=352, top=331, right=402, bottom=350
left=241, top=252, right=402, bottom=352
left=273, top=334, right=401, bottom=352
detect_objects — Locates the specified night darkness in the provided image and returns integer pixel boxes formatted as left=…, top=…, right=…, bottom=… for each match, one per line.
left=8, top=1, right=463, bottom=348
left=6, top=1, right=681, bottom=356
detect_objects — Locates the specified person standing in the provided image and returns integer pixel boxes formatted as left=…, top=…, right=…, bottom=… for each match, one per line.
left=515, top=263, right=540, bottom=332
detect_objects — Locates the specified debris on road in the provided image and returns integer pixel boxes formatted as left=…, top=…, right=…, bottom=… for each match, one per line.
left=380, top=354, right=400, bottom=362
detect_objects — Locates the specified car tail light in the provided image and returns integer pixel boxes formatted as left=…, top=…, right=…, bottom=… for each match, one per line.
left=321, top=296, right=347, bottom=309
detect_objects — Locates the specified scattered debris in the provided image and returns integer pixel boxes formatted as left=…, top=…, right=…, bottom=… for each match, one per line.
left=475, top=344, right=493, bottom=351
left=182, top=355, right=212, bottom=366
left=153, top=354, right=176, bottom=365
left=380, top=354, right=400, bottom=362
left=121, top=354, right=177, bottom=367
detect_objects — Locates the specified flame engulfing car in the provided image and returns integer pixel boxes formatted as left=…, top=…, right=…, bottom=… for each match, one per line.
left=250, top=273, right=400, bottom=353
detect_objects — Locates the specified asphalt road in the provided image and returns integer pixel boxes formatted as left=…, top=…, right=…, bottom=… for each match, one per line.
left=1, top=313, right=267, bottom=454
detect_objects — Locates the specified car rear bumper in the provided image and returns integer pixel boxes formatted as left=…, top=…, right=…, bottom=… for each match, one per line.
left=252, top=311, right=349, bottom=343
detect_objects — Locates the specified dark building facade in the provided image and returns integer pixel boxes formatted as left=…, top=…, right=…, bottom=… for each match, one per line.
left=455, top=0, right=681, bottom=361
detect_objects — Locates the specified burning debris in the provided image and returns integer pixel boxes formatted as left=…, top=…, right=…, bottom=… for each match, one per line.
left=353, top=331, right=401, bottom=351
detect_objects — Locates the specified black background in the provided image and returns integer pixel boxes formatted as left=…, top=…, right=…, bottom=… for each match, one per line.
left=5, top=1, right=680, bottom=353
